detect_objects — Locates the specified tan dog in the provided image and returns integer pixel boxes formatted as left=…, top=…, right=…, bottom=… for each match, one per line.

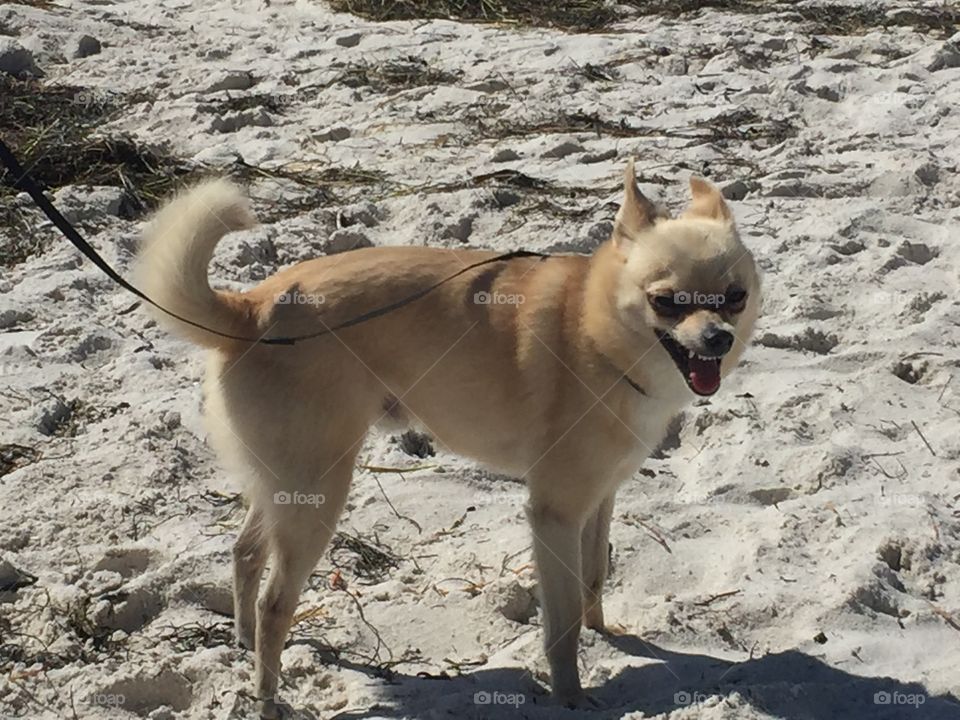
left=137, top=160, right=760, bottom=716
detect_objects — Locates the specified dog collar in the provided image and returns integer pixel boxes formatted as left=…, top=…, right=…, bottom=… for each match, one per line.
left=598, top=351, right=647, bottom=396
left=621, top=373, right=647, bottom=396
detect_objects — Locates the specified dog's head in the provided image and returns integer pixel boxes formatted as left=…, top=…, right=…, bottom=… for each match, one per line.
left=608, top=160, right=760, bottom=397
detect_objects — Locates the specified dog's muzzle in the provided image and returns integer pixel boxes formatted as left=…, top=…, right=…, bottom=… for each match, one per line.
left=656, top=327, right=732, bottom=396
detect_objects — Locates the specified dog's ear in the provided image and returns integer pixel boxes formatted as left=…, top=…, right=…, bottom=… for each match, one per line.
left=614, top=158, right=659, bottom=245
left=685, top=176, right=732, bottom=222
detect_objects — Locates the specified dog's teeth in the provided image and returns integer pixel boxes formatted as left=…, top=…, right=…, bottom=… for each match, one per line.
left=688, top=350, right=694, bottom=359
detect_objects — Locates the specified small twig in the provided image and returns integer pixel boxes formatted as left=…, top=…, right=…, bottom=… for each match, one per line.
left=359, top=463, right=436, bottom=473
left=862, top=451, right=904, bottom=460
left=292, top=605, right=327, bottom=626
left=499, top=546, right=531, bottom=577
left=937, top=374, right=952, bottom=404
left=694, top=589, right=741, bottom=607
left=911, top=420, right=936, bottom=456
left=431, top=509, right=470, bottom=540
left=930, top=603, right=960, bottom=633
left=442, top=654, right=488, bottom=674
left=824, top=501, right=846, bottom=527
left=635, top=518, right=672, bottom=554
left=337, top=585, right=392, bottom=663
left=434, top=577, right=485, bottom=596
left=369, top=472, right=422, bottom=533
left=872, top=457, right=907, bottom=481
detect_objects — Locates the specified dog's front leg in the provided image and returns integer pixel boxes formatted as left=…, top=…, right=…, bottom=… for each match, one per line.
left=581, top=494, right=614, bottom=631
left=527, top=502, right=586, bottom=706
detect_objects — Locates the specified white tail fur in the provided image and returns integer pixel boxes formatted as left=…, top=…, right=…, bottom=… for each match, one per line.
left=136, top=179, right=257, bottom=349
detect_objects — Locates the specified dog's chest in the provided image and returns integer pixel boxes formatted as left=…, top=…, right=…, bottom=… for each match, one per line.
left=615, top=400, right=682, bottom=475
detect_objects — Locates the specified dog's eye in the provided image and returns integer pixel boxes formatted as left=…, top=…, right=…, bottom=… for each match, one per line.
left=724, top=287, right=747, bottom=311
left=650, top=294, right=683, bottom=316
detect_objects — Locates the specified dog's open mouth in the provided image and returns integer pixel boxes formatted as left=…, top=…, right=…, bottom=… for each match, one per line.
left=656, top=332, right=722, bottom=396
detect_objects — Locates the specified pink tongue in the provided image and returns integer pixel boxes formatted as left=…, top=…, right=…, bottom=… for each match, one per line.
left=689, top=356, right=721, bottom=395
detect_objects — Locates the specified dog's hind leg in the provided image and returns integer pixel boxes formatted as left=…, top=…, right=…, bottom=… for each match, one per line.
left=255, top=455, right=356, bottom=720
left=233, top=503, right=267, bottom=650
left=581, top=494, right=614, bottom=631
left=527, top=501, right=586, bottom=706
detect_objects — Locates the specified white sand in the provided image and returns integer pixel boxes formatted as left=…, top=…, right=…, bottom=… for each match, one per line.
left=2, top=1, right=960, bottom=718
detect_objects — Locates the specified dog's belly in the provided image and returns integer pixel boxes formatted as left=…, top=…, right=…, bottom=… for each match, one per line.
left=387, top=381, right=541, bottom=477
left=388, top=370, right=680, bottom=486
left=356, top=329, right=683, bottom=486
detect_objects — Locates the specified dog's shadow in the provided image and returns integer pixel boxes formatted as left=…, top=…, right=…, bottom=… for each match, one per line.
left=310, top=633, right=959, bottom=720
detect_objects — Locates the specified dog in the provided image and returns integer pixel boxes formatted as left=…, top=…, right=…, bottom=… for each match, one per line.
left=136, top=159, right=760, bottom=716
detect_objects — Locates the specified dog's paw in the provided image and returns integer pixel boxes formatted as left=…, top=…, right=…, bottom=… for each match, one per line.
left=583, top=614, right=629, bottom=636
left=598, top=622, right=629, bottom=637
left=259, top=701, right=277, bottom=720
left=260, top=699, right=310, bottom=720
left=236, top=623, right=255, bottom=651
left=559, top=692, right=605, bottom=711
left=259, top=698, right=285, bottom=719
left=582, top=605, right=605, bottom=631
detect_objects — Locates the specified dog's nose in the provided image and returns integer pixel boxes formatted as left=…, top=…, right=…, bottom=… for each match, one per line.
left=702, top=325, right=734, bottom=356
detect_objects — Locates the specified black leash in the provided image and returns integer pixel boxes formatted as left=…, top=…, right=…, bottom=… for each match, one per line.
left=0, top=138, right=646, bottom=394
left=0, top=138, right=546, bottom=346
left=0, top=138, right=291, bottom=344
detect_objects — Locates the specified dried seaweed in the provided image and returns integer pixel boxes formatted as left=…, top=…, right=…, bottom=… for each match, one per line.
left=329, top=0, right=621, bottom=30
left=0, top=77, right=394, bottom=266
left=330, top=0, right=958, bottom=36
left=0, top=0, right=55, bottom=8
left=336, top=56, right=461, bottom=92
left=469, top=108, right=797, bottom=148
left=157, top=621, right=235, bottom=653
left=329, top=530, right=401, bottom=584
left=0, top=443, right=39, bottom=477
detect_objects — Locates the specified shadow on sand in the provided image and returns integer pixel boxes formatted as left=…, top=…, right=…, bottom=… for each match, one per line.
left=316, top=633, right=958, bottom=719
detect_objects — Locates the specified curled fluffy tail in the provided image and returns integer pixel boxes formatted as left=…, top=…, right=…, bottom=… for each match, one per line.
left=136, top=179, right=257, bottom=349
